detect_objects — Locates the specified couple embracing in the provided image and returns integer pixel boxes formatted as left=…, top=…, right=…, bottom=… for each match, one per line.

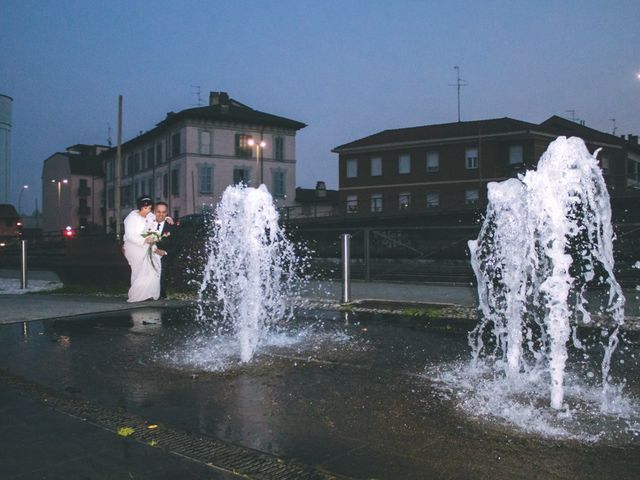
left=123, top=196, right=175, bottom=302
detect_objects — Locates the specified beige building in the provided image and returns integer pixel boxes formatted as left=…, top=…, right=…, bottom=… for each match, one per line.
left=41, top=144, right=107, bottom=234
left=102, top=91, right=306, bottom=231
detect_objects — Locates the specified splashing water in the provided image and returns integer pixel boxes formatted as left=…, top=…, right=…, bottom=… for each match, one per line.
left=468, top=136, right=625, bottom=410
left=196, top=184, right=303, bottom=363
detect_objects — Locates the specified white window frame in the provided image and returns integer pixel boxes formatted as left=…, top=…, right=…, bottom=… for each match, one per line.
left=370, top=193, right=383, bottom=213
left=465, top=188, right=479, bottom=205
left=465, top=148, right=478, bottom=169
left=398, top=154, right=411, bottom=174
left=370, top=157, right=382, bottom=176
left=426, top=151, right=439, bottom=172
left=509, top=145, right=523, bottom=165
left=399, top=192, right=411, bottom=210
left=426, top=192, right=440, bottom=208
left=346, top=159, right=358, bottom=178
left=346, top=195, right=358, bottom=214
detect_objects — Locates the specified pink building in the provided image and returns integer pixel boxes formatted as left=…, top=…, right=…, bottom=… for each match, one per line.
left=41, top=144, right=107, bottom=234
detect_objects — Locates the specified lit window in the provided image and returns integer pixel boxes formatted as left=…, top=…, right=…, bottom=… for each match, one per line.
left=346, top=159, right=358, bottom=178
left=346, top=195, right=358, bottom=214
left=370, top=157, right=382, bottom=176
left=235, top=134, right=252, bottom=158
left=399, top=154, right=411, bottom=174
left=426, top=152, right=439, bottom=172
left=465, top=148, right=478, bottom=169
left=399, top=192, right=410, bottom=210
left=509, top=145, right=523, bottom=165
left=426, top=192, right=440, bottom=208
left=370, top=194, right=383, bottom=213
left=465, top=189, right=479, bottom=205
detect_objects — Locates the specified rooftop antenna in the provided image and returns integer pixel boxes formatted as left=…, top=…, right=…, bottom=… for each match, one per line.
left=609, top=118, right=617, bottom=135
left=191, top=85, right=203, bottom=106
left=565, top=109, right=577, bottom=122
left=107, top=122, right=112, bottom=147
left=449, top=66, right=468, bottom=122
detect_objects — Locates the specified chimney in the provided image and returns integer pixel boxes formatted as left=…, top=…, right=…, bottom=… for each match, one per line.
left=315, top=181, right=327, bottom=198
left=628, top=134, right=638, bottom=145
left=209, top=91, right=230, bottom=107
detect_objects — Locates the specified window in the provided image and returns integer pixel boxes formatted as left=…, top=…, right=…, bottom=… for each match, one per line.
left=274, top=136, right=284, bottom=161
left=399, top=154, right=411, bottom=174
left=370, top=157, right=382, bottom=176
left=163, top=173, right=169, bottom=198
left=628, top=159, right=640, bottom=186
left=198, top=165, right=213, bottom=194
left=465, top=189, right=479, bottom=205
left=346, top=195, right=358, bottom=214
left=346, top=159, right=358, bottom=178
left=147, top=147, right=154, bottom=168
left=600, top=156, right=610, bottom=175
left=147, top=178, right=153, bottom=197
left=171, top=133, right=181, bottom=158
left=426, top=192, right=440, bottom=208
left=272, top=170, right=285, bottom=197
left=79, top=179, right=87, bottom=189
left=199, top=130, right=212, bottom=155
left=133, top=153, right=140, bottom=173
left=106, top=160, right=114, bottom=181
left=509, top=145, right=523, bottom=165
left=465, top=148, right=478, bottom=169
left=126, top=155, right=133, bottom=175
left=370, top=193, right=383, bottom=213
left=235, top=134, right=252, bottom=158
left=233, top=167, right=251, bottom=185
left=156, top=143, right=163, bottom=165
left=171, top=168, right=180, bottom=196
left=79, top=197, right=88, bottom=208
left=107, top=187, right=114, bottom=208
left=426, top=152, right=439, bottom=172
left=399, top=192, right=411, bottom=210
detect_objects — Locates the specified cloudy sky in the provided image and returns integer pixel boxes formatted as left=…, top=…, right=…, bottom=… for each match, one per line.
left=1, top=0, right=638, bottom=212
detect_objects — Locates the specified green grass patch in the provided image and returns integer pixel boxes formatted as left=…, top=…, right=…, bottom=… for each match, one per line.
left=398, top=306, right=447, bottom=318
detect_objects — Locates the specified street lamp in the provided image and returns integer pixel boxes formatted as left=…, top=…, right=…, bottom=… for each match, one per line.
left=51, top=178, right=68, bottom=230
left=18, top=185, right=29, bottom=214
left=247, top=138, right=266, bottom=185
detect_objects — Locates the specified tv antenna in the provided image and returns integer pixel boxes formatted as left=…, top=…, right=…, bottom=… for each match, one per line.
left=107, top=122, right=112, bottom=147
left=565, top=109, right=577, bottom=122
left=191, top=85, right=203, bottom=106
left=449, top=66, right=468, bottom=122
left=609, top=118, right=617, bottom=136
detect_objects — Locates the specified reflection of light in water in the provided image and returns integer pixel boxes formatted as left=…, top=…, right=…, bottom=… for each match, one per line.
left=129, top=309, right=162, bottom=333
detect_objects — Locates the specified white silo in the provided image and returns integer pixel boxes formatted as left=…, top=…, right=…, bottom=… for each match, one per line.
left=0, top=94, right=12, bottom=204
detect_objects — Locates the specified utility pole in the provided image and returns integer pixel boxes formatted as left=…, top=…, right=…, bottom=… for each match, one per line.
left=115, top=95, right=122, bottom=240
left=449, top=66, right=468, bottom=122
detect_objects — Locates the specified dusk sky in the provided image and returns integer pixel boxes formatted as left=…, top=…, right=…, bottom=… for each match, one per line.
left=1, top=0, right=639, bottom=212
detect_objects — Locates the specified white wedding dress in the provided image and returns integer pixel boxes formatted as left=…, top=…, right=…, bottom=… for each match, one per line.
left=123, top=210, right=161, bottom=302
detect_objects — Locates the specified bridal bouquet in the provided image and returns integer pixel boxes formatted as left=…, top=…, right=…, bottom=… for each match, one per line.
left=141, top=229, right=170, bottom=269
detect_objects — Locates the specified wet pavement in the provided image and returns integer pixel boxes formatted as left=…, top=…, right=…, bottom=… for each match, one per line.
left=1, top=306, right=639, bottom=479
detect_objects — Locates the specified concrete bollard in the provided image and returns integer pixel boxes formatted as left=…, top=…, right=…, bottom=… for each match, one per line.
left=20, top=239, right=28, bottom=289
left=340, top=233, right=351, bottom=303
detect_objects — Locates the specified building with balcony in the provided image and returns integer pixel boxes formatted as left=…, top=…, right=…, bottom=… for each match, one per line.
left=41, top=144, right=107, bottom=234
left=332, top=116, right=640, bottom=224
left=102, top=91, right=306, bottom=232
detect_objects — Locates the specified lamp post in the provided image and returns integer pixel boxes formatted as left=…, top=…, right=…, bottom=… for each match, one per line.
left=247, top=138, right=266, bottom=185
left=51, top=178, right=68, bottom=230
left=18, top=184, right=29, bottom=214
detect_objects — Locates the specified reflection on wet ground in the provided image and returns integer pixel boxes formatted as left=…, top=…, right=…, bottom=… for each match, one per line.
left=1, top=307, right=639, bottom=479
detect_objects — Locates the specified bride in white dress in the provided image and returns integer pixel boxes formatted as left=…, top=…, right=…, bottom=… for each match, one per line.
left=123, top=196, right=161, bottom=302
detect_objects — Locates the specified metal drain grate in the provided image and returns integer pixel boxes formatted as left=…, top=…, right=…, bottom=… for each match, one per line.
left=0, top=369, right=346, bottom=480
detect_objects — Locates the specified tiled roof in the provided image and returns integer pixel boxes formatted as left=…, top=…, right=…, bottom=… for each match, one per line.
left=0, top=204, right=19, bottom=218
left=333, top=117, right=554, bottom=152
